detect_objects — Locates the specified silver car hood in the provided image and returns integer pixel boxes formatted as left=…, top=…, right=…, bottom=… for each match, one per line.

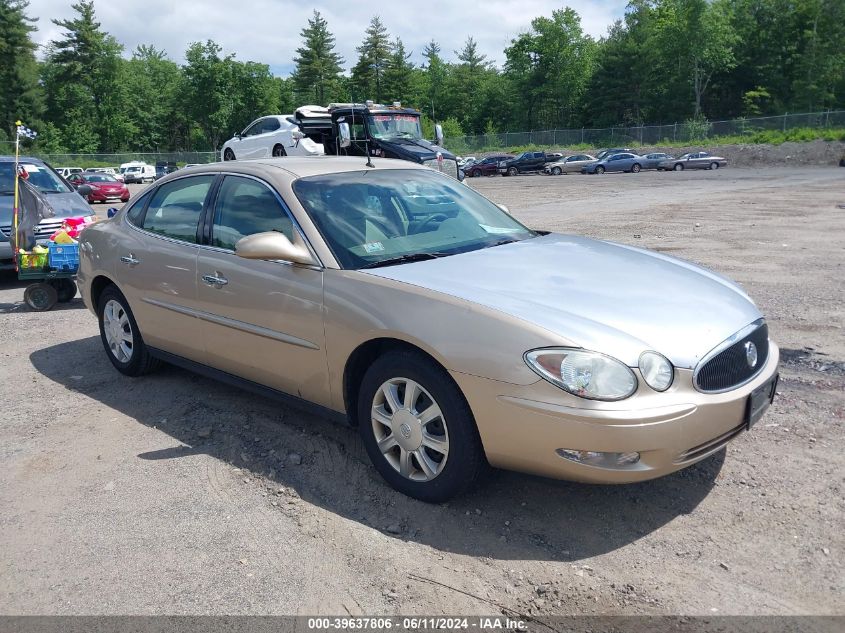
left=365, top=233, right=762, bottom=369
left=0, top=191, right=92, bottom=223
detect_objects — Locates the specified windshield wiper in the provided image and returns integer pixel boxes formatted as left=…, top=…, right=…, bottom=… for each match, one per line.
left=360, top=252, right=450, bottom=269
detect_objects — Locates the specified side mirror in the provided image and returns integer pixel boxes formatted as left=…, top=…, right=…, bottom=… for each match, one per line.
left=235, top=231, right=317, bottom=266
left=497, top=203, right=510, bottom=214
left=77, top=184, right=92, bottom=196
left=107, top=207, right=119, bottom=218
left=435, top=124, right=444, bottom=147
left=338, top=122, right=351, bottom=149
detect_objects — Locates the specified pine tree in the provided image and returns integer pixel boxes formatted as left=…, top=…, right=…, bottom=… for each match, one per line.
left=291, top=10, right=344, bottom=105
left=421, top=40, right=447, bottom=121
left=383, top=37, right=413, bottom=102
left=351, top=16, right=391, bottom=102
left=0, top=0, right=42, bottom=137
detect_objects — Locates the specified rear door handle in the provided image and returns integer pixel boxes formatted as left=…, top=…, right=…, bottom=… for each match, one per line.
left=202, top=273, right=228, bottom=287
left=120, top=254, right=140, bottom=265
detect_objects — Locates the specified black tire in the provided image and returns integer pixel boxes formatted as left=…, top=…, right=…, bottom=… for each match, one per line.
left=50, top=278, right=77, bottom=303
left=272, top=144, right=287, bottom=157
left=595, top=165, right=605, bottom=174
left=24, top=283, right=58, bottom=312
left=631, top=163, right=641, bottom=173
left=472, top=169, right=482, bottom=178
left=673, top=163, right=684, bottom=171
left=223, top=149, right=236, bottom=161
left=507, top=166, right=518, bottom=177
left=357, top=350, right=487, bottom=502
left=710, top=162, right=719, bottom=170
left=551, top=167, right=561, bottom=175
left=97, top=285, right=160, bottom=377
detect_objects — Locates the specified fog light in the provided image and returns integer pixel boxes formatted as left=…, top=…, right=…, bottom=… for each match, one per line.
left=556, top=449, right=641, bottom=468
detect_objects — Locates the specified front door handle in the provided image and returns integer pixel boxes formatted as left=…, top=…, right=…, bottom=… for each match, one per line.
left=120, top=254, right=140, bottom=265
left=202, top=273, right=228, bottom=287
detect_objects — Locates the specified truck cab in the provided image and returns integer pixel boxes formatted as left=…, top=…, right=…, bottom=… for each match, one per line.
left=294, top=102, right=462, bottom=180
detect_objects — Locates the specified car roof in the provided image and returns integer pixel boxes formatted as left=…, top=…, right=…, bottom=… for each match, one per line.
left=0, top=155, right=46, bottom=164
left=171, top=156, right=430, bottom=180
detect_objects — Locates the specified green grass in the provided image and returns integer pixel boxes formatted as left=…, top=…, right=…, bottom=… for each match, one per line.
left=448, top=127, right=845, bottom=156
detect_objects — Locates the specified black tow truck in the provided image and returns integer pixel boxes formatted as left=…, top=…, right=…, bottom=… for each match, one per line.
left=293, top=102, right=463, bottom=180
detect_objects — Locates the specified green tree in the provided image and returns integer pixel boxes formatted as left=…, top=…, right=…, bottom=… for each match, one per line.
left=351, top=16, right=391, bottom=101
left=123, top=45, right=182, bottom=151
left=382, top=36, right=413, bottom=102
left=182, top=40, right=237, bottom=150
left=0, top=0, right=42, bottom=138
left=291, top=10, right=344, bottom=105
left=420, top=40, right=448, bottom=122
left=450, top=37, right=492, bottom=133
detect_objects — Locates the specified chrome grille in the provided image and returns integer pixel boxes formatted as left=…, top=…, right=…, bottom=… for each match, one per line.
left=1, top=219, right=65, bottom=242
left=423, top=158, right=459, bottom=180
left=694, top=321, right=769, bottom=392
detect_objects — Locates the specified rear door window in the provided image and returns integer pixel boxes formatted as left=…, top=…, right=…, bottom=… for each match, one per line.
left=142, top=176, right=214, bottom=243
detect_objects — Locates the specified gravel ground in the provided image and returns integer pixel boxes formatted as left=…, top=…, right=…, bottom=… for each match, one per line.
left=0, top=167, right=843, bottom=617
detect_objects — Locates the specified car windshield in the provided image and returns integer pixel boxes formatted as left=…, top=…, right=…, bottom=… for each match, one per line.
left=85, top=174, right=118, bottom=183
left=0, top=162, right=72, bottom=195
left=293, top=169, right=537, bottom=269
left=366, top=114, right=423, bottom=140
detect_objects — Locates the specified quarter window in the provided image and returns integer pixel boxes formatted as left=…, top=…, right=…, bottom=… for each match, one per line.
left=211, top=176, right=294, bottom=251
left=142, top=176, right=213, bottom=243
left=125, top=189, right=154, bottom=227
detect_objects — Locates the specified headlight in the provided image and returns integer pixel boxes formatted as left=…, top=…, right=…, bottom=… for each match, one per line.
left=639, top=351, right=674, bottom=391
left=525, top=348, right=637, bottom=401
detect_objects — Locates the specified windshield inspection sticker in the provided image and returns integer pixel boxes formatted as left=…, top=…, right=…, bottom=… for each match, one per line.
left=363, top=241, right=385, bottom=253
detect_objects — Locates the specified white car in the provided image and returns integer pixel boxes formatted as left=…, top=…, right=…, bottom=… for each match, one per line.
left=85, top=167, right=123, bottom=182
left=120, top=163, right=155, bottom=183
left=56, top=167, right=84, bottom=179
left=221, top=115, right=324, bottom=161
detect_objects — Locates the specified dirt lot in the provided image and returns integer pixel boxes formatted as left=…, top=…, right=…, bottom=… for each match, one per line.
left=1, top=167, right=843, bottom=617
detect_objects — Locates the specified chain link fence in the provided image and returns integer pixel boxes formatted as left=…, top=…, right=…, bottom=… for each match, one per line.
left=448, top=110, right=845, bottom=154
left=0, top=147, right=218, bottom=168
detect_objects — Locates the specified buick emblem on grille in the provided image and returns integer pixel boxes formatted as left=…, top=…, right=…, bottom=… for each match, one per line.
left=744, top=341, right=758, bottom=368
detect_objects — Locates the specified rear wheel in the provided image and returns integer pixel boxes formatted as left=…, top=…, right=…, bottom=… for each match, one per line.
left=24, top=283, right=57, bottom=312
left=673, top=163, right=684, bottom=171
left=223, top=149, right=236, bottom=161
left=50, top=278, right=77, bottom=303
left=272, top=144, right=287, bottom=157
left=631, top=163, right=641, bottom=173
left=357, top=350, right=487, bottom=502
left=710, top=162, right=719, bottom=170
left=97, top=285, right=160, bottom=376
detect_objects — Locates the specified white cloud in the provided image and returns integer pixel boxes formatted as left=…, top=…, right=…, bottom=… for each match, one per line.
left=27, top=0, right=625, bottom=74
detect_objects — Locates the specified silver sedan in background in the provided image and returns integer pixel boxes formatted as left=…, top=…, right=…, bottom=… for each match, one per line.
left=658, top=152, right=728, bottom=171
left=544, top=154, right=597, bottom=175
left=584, top=152, right=645, bottom=174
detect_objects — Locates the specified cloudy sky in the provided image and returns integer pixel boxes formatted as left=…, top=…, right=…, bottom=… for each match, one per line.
left=26, top=0, right=627, bottom=76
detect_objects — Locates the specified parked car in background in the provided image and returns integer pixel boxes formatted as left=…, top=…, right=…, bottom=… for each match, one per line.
left=78, top=157, right=779, bottom=501
left=465, top=155, right=513, bottom=177
left=640, top=153, right=673, bottom=170
left=498, top=151, right=549, bottom=176
left=457, top=156, right=477, bottom=167
left=544, top=154, right=597, bottom=175
left=85, top=167, right=123, bottom=182
left=57, top=167, right=84, bottom=179
left=69, top=172, right=130, bottom=204
left=155, top=161, right=178, bottom=180
left=584, top=152, right=645, bottom=174
left=222, top=114, right=324, bottom=161
left=122, top=163, right=155, bottom=183
left=658, top=152, right=728, bottom=171
left=1, top=156, right=95, bottom=269
left=595, top=148, right=635, bottom=160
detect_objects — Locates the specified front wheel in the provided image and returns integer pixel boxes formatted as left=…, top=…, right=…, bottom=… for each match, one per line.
left=595, top=165, right=605, bottom=174
left=97, top=285, right=160, bottom=376
left=551, top=167, right=561, bottom=175
left=24, top=283, right=57, bottom=311
left=631, top=163, right=641, bottom=173
left=472, top=169, right=482, bottom=178
left=357, top=350, right=487, bottom=502
left=673, top=163, right=684, bottom=171
left=507, top=167, right=518, bottom=177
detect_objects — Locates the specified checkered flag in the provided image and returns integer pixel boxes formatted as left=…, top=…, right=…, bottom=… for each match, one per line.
left=16, top=124, right=37, bottom=140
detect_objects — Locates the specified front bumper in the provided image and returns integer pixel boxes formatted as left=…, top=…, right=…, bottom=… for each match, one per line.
left=88, top=190, right=129, bottom=202
left=451, top=342, right=779, bottom=483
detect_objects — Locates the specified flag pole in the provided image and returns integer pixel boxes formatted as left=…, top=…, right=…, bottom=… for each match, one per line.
left=13, top=120, right=22, bottom=271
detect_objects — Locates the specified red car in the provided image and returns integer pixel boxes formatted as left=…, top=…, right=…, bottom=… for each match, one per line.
left=464, top=154, right=514, bottom=177
left=68, top=173, right=130, bottom=204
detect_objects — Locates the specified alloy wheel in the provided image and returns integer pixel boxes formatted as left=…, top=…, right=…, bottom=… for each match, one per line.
left=103, top=299, right=134, bottom=363
left=371, top=377, right=449, bottom=482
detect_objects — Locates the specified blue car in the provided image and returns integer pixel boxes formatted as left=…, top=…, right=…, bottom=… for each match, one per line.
left=584, top=152, right=645, bottom=174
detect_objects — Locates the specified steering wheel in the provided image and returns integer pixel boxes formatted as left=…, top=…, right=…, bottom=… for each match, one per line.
left=416, top=213, right=450, bottom=233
